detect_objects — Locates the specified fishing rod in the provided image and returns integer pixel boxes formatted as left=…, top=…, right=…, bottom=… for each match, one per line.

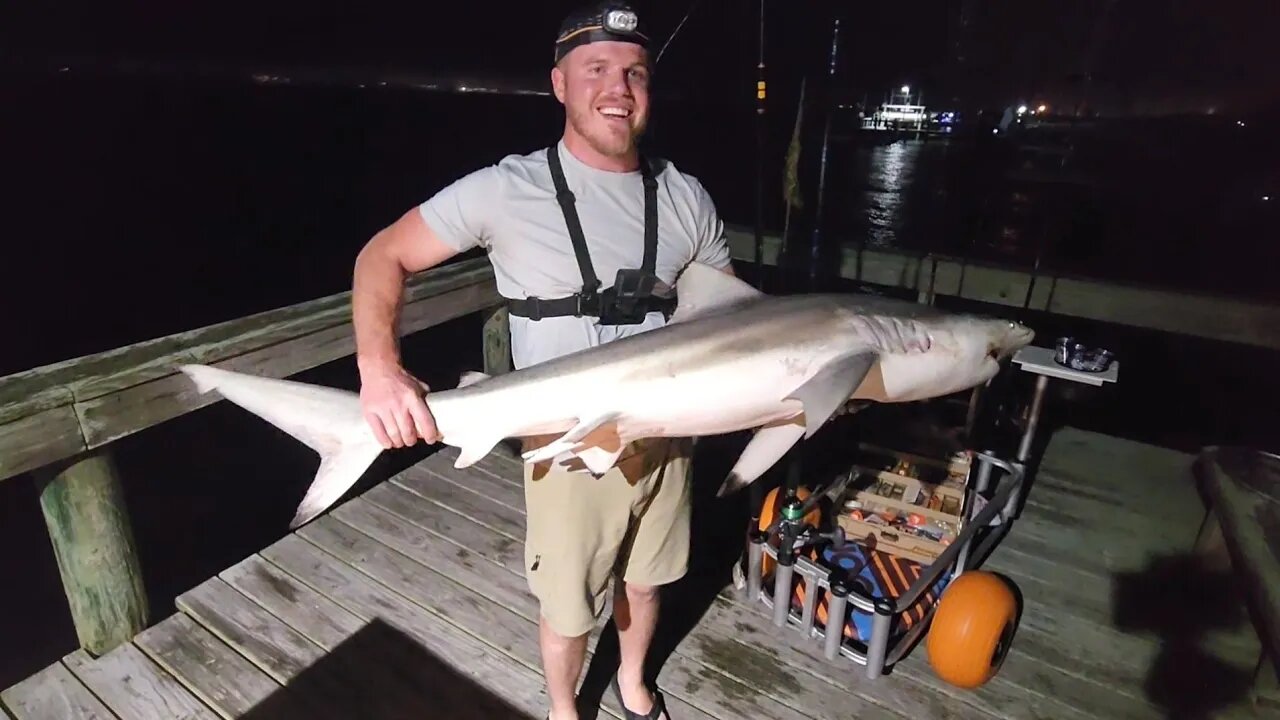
left=753, top=0, right=768, bottom=291
left=654, top=0, right=703, bottom=64
left=807, top=12, right=841, bottom=291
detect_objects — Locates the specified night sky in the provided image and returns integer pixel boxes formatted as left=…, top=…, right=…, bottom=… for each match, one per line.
left=3, top=0, right=1276, bottom=116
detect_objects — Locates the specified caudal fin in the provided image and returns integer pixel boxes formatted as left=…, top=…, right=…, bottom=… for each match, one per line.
left=179, top=364, right=385, bottom=528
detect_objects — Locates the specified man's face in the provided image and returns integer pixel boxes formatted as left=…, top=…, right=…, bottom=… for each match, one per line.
left=552, top=41, right=651, bottom=160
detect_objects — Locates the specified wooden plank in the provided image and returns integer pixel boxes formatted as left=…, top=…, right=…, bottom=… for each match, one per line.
left=256, top=534, right=554, bottom=719
left=0, top=405, right=85, bottom=481
left=34, top=449, right=148, bottom=656
left=0, top=383, right=73, bottom=426
left=132, top=613, right=314, bottom=720
left=1, top=661, right=117, bottom=720
left=176, top=576, right=386, bottom=720
left=725, top=226, right=1280, bottom=350
left=77, top=281, right=497, bottom=450
left=212, top=555, right=525, bottom=719
left=391, top=464, right=527, bottom=547
left=0, top=258, right=496, bottom=483
left=304, top=510, right=719, bottom=720
left=1197, top=447, right=1280, bottom=663
left=177, top=576, right=334, bottom=683
left=358, top=471, right=880, bottom=720
left=62, top=645, right=219, bottom=720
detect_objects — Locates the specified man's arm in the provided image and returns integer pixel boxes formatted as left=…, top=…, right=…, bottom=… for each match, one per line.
left=353, top=208, right=460, bottom=448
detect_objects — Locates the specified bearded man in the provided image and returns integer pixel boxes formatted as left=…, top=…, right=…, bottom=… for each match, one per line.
left=350, top=3, right=734, bottom=717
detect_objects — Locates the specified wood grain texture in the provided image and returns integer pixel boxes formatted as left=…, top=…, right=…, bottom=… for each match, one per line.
left=1, top=661, right=116, bottom=720
left=133, top=613, right=314, bottom=720
left=725, top=226, right=1280, bottom=350
left=77, top=281, right=497, bottom=451
left=0, top=405, right=86, bottom=480
left=335, top=493, right=809, bottom=720
left=176, top=576, right=327, bottom=683
left=176, top=576, right=382, bottom=719
left=35, top=450, right=148, bottom=656
left=63, top=646, right=219, bottom=720
left=255, top=534, right=553, bottom=719
left=296, top=516, right=718, bottom=720
left=482, top=305, right=512, bottom=376
left=0, top=258, right=497, bottom=483
left=1197, top=448, right=1280, bottom=659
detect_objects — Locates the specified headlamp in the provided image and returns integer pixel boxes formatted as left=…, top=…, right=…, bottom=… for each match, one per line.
left=555, top=2, right=649, bottom=64
left=604, top=9, right=638, bottom=33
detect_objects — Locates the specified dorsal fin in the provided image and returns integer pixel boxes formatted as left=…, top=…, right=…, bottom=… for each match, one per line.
left=670, top=262, right=765, bottom=324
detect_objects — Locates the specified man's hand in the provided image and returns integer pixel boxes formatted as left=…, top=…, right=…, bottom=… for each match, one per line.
left=352, top=207, right=459, bottom=449
left=358, top=361, right=440, bottom=449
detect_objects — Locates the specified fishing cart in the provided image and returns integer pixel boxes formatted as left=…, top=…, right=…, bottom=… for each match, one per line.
left=739, top=365, right=1036, bottom=690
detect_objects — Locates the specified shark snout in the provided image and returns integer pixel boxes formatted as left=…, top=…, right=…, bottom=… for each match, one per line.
left=1000, top=321, right=1036, bottom=357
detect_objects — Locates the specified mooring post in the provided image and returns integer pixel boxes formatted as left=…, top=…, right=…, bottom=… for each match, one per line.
left=482, top=305, right=512, bottom=376
left=34, top=448, right=148, bottom=656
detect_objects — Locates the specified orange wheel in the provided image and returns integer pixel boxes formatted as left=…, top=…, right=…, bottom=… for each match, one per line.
left=926, top=571, right=1019, bottom=689
left=758, top=486, right=822, bottom=577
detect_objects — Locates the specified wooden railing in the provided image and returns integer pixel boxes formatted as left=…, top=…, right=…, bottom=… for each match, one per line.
left=727, top=226, right=1280, bottom=351
left=0, top=257, right=507, bottom=657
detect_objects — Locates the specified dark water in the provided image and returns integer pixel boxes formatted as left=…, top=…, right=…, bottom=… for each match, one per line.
left=2, top=71, right=1278, bottom=690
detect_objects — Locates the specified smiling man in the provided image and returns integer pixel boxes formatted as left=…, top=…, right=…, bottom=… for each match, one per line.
left=349, top=2, right=733, bottom=718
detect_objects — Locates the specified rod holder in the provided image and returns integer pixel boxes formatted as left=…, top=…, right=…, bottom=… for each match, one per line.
left=824, top=574, right=849, bottom=659
left=746, top=530, right=765, bottom=600
left=866, top=597, right=895, bottom=679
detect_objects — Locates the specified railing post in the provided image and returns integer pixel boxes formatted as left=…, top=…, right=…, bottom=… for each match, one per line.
left=33, top=448, right=149, bottom=656
left=483, top=305, right=512, bottom=376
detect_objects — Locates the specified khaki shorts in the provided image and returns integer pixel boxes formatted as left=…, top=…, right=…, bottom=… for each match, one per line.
left=522, top=436, right=694, bottom=638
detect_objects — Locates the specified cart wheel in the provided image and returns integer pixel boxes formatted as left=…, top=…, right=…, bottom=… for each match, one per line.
left=758, top=486, right=822, bottom=577
left=926, top=571, right=1018, bottom=689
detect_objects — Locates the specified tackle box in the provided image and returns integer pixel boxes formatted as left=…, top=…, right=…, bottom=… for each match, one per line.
left=834, top=443, right=972, bottom=564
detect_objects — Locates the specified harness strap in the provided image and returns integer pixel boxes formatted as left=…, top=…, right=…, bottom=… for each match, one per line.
left=509, top=143, right=662, bottom=321
left=546, top=142, right=601, bottom=298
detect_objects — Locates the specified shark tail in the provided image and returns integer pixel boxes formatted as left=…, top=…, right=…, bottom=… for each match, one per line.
left=179, top=364, right=386, bottom=529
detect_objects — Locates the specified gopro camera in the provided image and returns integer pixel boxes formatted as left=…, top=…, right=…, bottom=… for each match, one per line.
left=597, top=268, right=658, bottom=325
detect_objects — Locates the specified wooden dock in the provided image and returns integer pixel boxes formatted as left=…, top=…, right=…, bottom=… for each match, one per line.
left=3, top=427, right=1271, bottom=719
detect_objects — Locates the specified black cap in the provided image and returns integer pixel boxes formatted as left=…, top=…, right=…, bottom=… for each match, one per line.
left=554, top=2, right=650, bottom=64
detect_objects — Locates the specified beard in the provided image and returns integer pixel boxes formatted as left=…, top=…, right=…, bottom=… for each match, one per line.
left=566, top=99, right=647, bottom=159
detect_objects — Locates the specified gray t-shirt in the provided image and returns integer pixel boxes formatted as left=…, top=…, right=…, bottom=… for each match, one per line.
left=419, top=140, right=732, bottom=370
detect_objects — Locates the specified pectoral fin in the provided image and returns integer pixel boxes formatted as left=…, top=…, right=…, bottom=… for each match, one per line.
left=787, top=351, right=878, bottom=438
left=717, top=416, right=806, bottom=496
left=521, top=412, right=621, bottom=465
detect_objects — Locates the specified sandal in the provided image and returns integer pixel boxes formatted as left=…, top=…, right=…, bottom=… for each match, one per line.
left=610, top=674, right=669, bottom=720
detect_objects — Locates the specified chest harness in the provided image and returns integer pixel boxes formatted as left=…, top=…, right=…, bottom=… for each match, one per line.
left=504, top=144, right=675, bottom=326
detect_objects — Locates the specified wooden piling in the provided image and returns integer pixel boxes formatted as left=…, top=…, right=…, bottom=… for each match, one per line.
left=483, top=305, right=511, bottom=376
left=34, top=449, right=149, bottom=656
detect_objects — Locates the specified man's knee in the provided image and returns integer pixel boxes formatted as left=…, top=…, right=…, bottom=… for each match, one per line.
left=623, top=581, right=660, bottom=603
left=540, top=613, right=591, bottom=645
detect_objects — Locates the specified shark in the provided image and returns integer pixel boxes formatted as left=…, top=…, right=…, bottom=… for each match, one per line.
left=179, top=262, right=1034, bottom=528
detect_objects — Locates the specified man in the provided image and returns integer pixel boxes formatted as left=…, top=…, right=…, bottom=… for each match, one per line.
left=350, top=3, right=734, bottom=718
